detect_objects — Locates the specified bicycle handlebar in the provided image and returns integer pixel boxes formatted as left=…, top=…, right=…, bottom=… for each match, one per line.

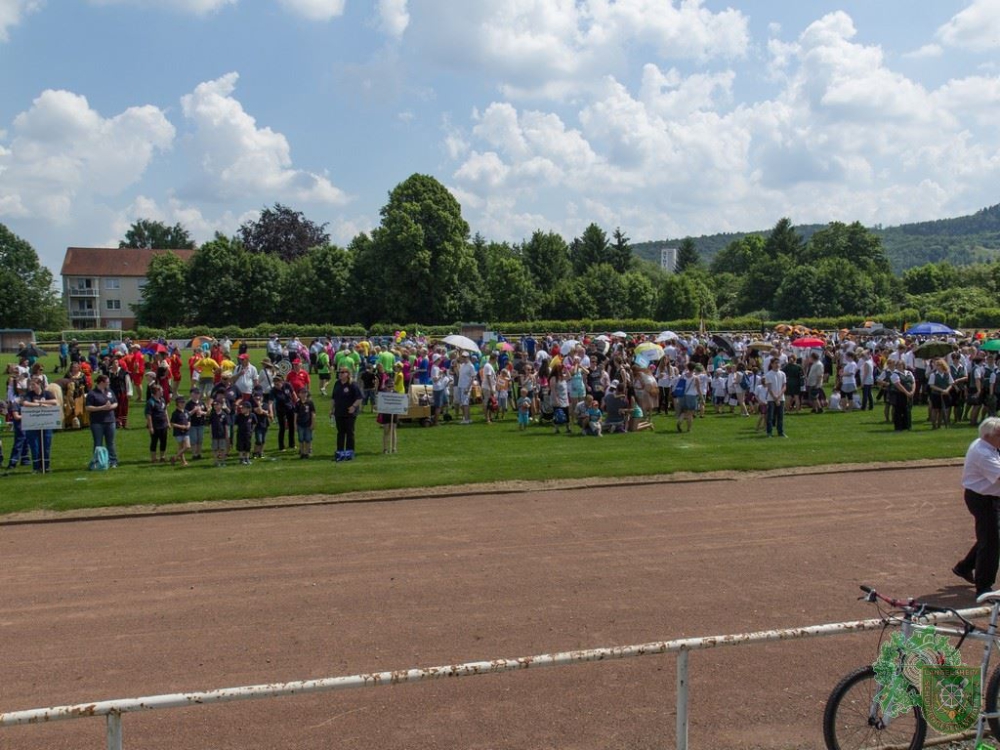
left=858, top=584, right=975, bottom=629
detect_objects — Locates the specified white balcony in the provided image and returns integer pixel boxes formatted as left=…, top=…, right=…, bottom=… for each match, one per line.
left=68, top=288, right=100, bottom=297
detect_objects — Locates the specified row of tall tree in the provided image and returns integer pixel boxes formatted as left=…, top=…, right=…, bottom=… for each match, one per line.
left=127, top=176, right=1000, bottom=327
left=3, top=172, right=996, bottom=333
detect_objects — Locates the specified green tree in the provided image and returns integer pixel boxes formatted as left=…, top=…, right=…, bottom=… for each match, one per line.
left=119, top=219, right=195, bottom=250
left=345, top=233, right=385, bottom=327
left=0, top=224, right=66, bottom=329
left=621, top=271, right=655, bottom=318
left=238, top=203, right=330, bottom=262
left=185, top=234, right=247, bottom=327
left=485, top=254, right=537, bottom=321
left=282, top=244, right=353, bottom=325
left=520, top=229, right=571, bottom=315
left=736, top=255, right=785, bottom=314
left=570, top=223, right=610, bottom=274
left=578, top=263, right=627, bottom=318
left=711, top=271, right=743, bottom=318
left=674, top=237, right=701, bottom=273
left=773, top=258, right=877, bottom=318
left=370, top=174, right=475, bottom=324
left=763, top=217, right=804, bottom=260
left=231, top=251, right=285, bottom=327
left=709, top=235, right=765, bottom=276
left=609, top=227, right=633, bottom=273
left=806, top=221, right=890, bottom=274
left=655, top=273, right=716, bottom=320
left=902, top=261, right=961, bottom=295
left=135, top=252, right=189, bottom=327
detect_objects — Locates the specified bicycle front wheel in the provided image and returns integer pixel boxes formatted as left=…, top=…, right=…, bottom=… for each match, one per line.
left=823, top=665, right=927, bottom=750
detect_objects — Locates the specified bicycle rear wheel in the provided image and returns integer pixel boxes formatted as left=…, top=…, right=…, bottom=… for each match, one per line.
left=823, top=665, right=927, bottom=750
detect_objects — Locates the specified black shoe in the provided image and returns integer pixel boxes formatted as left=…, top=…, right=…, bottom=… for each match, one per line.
left=953, top=565, right=976, bottom=586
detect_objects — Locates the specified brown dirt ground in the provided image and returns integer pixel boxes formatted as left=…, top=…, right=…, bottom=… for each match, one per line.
left=0, top=461, right=985, bottom=749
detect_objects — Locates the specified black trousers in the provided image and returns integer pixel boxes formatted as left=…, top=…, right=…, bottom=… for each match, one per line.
left=956, top=489, right=1000, bottom=594
left=276, top=407, right=296, bottom=449
left=892, top=397, right=911, bottom=431
left=335, top=414, right=357, bottom=452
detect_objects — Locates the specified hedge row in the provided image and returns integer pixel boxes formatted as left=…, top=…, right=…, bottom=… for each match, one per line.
left=32, top=312, right=1000, bottom=345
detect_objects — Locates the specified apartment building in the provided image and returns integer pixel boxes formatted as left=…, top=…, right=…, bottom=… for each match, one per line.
left=61, top=247, right=196, bottom=330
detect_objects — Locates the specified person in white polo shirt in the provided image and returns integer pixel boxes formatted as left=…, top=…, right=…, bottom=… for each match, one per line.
left=764, top=357, right=787, bottom=438
left=953, top=417, right=1000, bottom=596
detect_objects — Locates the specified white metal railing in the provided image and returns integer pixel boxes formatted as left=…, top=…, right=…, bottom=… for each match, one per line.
left=2, top=606, right=990, bottom=750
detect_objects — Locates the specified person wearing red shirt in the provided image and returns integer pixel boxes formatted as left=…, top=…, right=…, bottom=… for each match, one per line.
left=125, top=345, right=145, bottom=402
left=286, top=359, right=311, bottom=394
left=168, top=350, right=183, bottom=394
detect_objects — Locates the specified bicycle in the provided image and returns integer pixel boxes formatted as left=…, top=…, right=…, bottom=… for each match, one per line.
left=824, top=585, right=1000, bottom=750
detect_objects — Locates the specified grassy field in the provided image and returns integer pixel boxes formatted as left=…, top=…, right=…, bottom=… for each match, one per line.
left=0, top=349, right=971, bottom=515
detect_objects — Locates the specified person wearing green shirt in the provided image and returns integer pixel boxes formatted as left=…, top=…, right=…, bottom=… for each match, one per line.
left=317, top=349, right=332, bottom=396
left=376, top=347, right=396, bottom=375
left=335, top=346, right=361, bottom=379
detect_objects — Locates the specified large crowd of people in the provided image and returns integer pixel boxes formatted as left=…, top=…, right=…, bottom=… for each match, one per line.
left=3, top=327, right=999, bottom=473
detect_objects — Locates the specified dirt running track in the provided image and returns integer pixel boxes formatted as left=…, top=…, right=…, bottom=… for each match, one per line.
left=0, top=465, right=983, bottom=749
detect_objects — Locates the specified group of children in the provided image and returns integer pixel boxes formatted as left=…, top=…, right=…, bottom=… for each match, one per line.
left=146, top=384, right=317, bottom=468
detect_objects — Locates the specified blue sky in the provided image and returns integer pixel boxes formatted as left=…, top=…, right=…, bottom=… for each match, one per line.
left=1, top=0, right=998, bottom=275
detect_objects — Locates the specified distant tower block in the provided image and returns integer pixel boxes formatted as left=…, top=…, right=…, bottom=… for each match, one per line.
left=660, top=246, right=679, bottom=273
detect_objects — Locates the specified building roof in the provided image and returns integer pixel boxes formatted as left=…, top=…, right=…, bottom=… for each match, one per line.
left=61, top=247, right=197, bottom=277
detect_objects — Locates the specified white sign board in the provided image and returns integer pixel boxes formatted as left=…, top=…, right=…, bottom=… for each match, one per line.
left=376, top=392, right=410, bottom=415
left=20, top=405, right=64, bottom=431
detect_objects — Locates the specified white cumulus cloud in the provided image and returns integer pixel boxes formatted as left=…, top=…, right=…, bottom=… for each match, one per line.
left=179, top=72, right=347, bottom=206
left=377, top=0, right=408, bottom=38
left=937, top=0, right=1000, bottom=52
left=445, top=9, right=1000, bottom=244
left=408, top=0, right=748, bottom=100
left=276, top=0, right=344, bottom=21
left=0, top=89, right=174, bottom=221
left=0, top=0, right=42, bottom=42
left=90, top=0, right=236, bottom=14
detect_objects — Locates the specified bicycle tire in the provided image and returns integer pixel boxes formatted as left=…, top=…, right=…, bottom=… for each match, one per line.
left=985, top=664, right=1000, bottom=739
left=823, top=665, right=927, bottom=750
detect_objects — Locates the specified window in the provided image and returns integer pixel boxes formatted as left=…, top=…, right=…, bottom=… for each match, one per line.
left=106, top=299, right=122, bottom=310
left=105, top=278, right=120, bottom=290
left=107, top=319, right=122, bottom=330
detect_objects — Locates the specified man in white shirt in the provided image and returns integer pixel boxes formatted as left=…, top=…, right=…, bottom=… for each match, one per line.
left=953, top=417, right=1000, bottom=596
left=479, top=353, right=497, bottom=423
left=457, top=353, right=477, bottom=424
left=859, top=350, right=875, bottom=411
left=232, top=354, right=258, bottom=397
left=764, top=358, right=787, bottom=437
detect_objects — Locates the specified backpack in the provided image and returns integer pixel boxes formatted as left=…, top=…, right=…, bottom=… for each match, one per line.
left=739, top=373, right=751, bottom=392
left=89, top=446, right=110, bottom=471
left=672, top=378, right=687, bottom=398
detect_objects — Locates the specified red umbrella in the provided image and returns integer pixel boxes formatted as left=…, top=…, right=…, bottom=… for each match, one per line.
left=154, top=343, right=168, bottom=354
left=791, top=337, right=825, bottom=348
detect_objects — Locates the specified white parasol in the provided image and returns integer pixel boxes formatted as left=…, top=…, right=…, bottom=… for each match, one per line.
left=441, top=334, right=480, bottom=353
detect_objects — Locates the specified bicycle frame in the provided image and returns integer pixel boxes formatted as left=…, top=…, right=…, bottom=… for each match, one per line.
left=884, top=599, right=1000, bottom=744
